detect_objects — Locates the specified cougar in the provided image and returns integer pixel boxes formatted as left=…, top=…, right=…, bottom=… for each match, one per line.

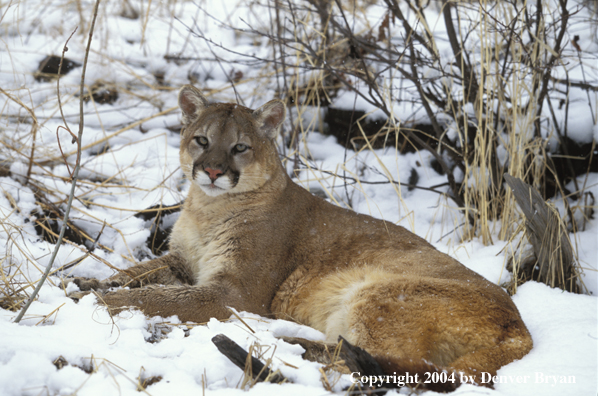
left=69, top=84, right=532, bottom=390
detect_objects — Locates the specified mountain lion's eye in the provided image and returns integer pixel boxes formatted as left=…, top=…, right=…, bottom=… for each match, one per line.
left=234, top=144, right=249, bottom=153
left=195, top=136, right=208, bottom=147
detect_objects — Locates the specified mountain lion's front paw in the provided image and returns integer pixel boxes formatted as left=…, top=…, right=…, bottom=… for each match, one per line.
left=63, top=276, right=121, bottom=292
left=59, top=277, right=104, bottom=292
left=67, top=290, right=94, bottom=302
left=71, top=277, right=103, bottom=291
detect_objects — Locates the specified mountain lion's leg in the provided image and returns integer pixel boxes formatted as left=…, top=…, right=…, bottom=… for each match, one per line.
left=67, top=252, right=193, bottom=292
left=99, top=282, right=244, bottom=323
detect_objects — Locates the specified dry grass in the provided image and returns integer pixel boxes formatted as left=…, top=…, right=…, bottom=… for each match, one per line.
left=257, top=0, right=596, bottom=293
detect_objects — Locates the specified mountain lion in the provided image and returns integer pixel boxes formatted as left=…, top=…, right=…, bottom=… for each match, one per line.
left=69, top=84, right=532, bottom=390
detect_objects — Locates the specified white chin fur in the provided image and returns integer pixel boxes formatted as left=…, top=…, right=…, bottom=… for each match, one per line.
left=199, top=184, right=228, bottom=196
left=195, top=173, right=232, bottom=196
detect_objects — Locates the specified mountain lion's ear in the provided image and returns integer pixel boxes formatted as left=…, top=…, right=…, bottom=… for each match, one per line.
left=179, top=85, right=209, bottom=124
left=253, top=100, right=286, bottom=139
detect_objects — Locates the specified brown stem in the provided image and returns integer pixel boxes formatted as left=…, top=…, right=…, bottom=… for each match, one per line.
left=441, top=0, right=479, bottom=104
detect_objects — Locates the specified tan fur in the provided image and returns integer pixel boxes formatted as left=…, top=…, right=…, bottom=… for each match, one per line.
left=71, top=85, right=532, bottom=387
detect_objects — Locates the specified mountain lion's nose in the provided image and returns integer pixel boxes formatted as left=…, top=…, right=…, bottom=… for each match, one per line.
left=204, top=167, right=224, bottom=182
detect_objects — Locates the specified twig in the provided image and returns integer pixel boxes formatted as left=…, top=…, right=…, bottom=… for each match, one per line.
left=226, top=307, right=256, bottom=334
left=56, top=28, right=79, bottom=179
left=550, top=77, right=598, bottom=92
left=14, top=0, right=102, bottom=323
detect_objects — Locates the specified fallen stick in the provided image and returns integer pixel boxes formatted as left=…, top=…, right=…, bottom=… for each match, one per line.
left=211, top=334, right=287, bottom=384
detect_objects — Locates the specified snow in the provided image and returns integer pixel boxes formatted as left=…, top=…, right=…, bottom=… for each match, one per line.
left=1, top=0, right=597, bottom=395
left=498, top=283, right=598, bottom=396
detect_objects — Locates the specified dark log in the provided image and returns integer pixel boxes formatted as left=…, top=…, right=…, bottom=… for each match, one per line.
left=211, top=334, right=287, bottom=384
left=279, top=335, right=384, bottom=376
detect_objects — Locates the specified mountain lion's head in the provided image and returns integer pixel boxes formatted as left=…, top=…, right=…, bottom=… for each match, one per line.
left=178, top=85, right=286, bottom=197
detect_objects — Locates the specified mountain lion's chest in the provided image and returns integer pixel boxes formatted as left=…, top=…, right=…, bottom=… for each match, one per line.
left=170, top=206, right=240, bottom=287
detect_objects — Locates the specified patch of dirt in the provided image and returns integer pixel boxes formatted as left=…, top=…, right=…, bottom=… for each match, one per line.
left=35, top=55, right=81, bottom=82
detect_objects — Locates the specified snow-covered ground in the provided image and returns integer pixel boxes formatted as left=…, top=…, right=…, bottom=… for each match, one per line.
left=1, top=0, right=597, bottom=395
